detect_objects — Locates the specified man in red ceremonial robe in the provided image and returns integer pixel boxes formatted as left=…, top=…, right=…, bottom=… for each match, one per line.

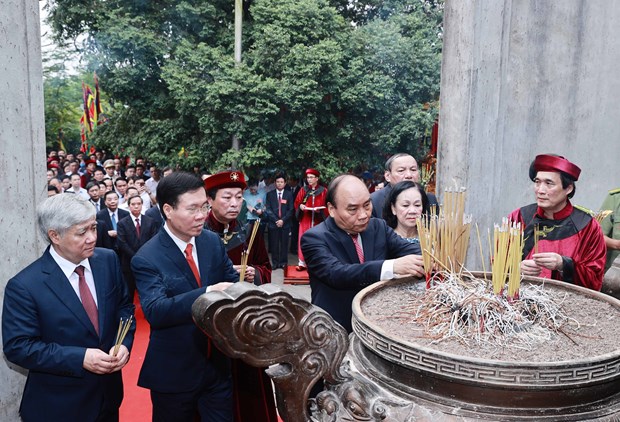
left=204, top=171, right=277, bottom=422
left=294, top=168, right=328, bottom=270
left=508, top=154, right=606, bottom=291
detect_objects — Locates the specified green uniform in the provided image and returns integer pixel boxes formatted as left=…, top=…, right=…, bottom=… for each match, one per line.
left=601, top=188, right=620, bottom=271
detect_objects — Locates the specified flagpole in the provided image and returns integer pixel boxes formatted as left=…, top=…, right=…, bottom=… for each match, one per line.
left=231, top=0, right=242, bottom=163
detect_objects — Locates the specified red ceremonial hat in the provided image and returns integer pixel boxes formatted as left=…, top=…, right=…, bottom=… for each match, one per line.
left=305, top=168, right=320, bottom=177
left=203, top=171, right=247, bottom=191
left=47, top=163, right=59, bottom=169
left=532, top=154, right=581, bottom=181
left=85, top=159, right=96, bottom=166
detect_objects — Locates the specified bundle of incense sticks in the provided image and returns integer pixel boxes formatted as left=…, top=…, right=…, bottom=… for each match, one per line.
left=594, top=209, right=612, bottom=224
left=416, top=187, right=472, bottom=285
left=113, top=315, right=133, bottom=357
left=239, top=221, right=261, bottom=282
left=491, top=218, right=523, bottom=299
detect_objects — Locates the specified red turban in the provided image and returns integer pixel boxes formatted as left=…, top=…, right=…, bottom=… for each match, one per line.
left=305, top=168, right=320, bottom=177
left=532, top=154, right=581, bottom=181
left=203, top=171, right=247, bottom=191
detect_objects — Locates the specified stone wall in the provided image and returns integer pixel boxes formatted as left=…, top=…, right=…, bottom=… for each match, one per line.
left=0, top=0, right=46, bottom=418
left=438, top=0, right=620, bottom=268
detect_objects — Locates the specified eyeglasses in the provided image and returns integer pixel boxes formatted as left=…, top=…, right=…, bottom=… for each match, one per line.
left=183, top=205, right=210, bottom=215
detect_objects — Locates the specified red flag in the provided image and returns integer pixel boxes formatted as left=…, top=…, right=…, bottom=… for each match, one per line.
left=82, top=82, right=93, bottom=133
left=94, top=72, right=103, bottom=125
left=79, top=114, right=88, bottom=153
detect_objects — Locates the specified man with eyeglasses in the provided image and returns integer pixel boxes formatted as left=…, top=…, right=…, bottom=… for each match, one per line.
left=131, top=172, right=238, bottom=421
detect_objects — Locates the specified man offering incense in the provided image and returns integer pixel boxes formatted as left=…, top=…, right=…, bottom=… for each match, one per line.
left=508, top=154, right=606, bottom=291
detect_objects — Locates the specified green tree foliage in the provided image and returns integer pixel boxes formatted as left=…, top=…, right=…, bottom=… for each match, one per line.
left=45, top=0, right=442, bottom=177
left=42, top=41, right=85, bottom=152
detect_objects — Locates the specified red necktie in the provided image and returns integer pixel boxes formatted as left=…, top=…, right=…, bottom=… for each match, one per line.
left=350, top=234, right=365, bottom=263
left=74, top=265, right=99, bottom=335
left=184, top=243, right=202, bottom=286
left=278, top=192, right=282, bottom=218
left=135, top=218, right=141, bottom=237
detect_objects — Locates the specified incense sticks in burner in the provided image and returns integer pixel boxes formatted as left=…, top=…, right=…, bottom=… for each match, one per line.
left=416, top=187, right=472, bottom=284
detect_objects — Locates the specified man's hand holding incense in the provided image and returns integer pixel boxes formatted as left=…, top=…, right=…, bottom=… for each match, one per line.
left=233, top=264, right=256, bottom=282
left=83, top=347, right=128, bottom=374
left=521, top=259, right=542, bottom=276
left=108, top=345, right=130, bottom=372
left=393, top=254, right=425, bottom=278
left=532, top=252, right=563, bottom=271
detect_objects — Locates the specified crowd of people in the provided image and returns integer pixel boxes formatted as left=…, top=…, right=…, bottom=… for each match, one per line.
left=2, top=148, right=618, bottom=421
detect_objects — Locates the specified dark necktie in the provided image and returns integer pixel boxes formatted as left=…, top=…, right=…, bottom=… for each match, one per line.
left=74, top=265, right=99, bottom=335
left=185, top=243, right=202, bottom=286
left=350, top=234, right=365, bottom=263
left=278, top=192, right=282, bottom=218
left=135, top=218, right=141, bottom=237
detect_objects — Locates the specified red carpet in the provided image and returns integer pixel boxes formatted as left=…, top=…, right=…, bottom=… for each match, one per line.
left=120, top=298, right=284, bottom=422
left=120, top=300, right=151, bottom=421
left=283, top=265, right=309, bottom=285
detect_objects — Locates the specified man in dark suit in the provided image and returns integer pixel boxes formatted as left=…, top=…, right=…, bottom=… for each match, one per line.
left=2, top=194, right=135, bottom=422
left=117, top=195, right=159, bottom=300
left=265, top=173, right=294, bottom=269
left=132, top=172, right=238, bottom=421
left=96, top=190, right=130, bottom=252
left=370, top=153, right=439, bottom=218
left=145, top=202, right=164, bottom=227
left=301, top=174, right=425, bottom=333
left=86, top=181, right=107, bottom=212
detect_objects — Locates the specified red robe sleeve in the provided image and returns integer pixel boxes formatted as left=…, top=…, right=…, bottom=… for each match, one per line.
left=294, top=187, right=305, bottom=211
left=568, top=219, right=606, bottom=291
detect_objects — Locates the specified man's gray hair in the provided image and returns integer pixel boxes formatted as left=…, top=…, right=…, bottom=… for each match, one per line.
left=384, top=153, right=414, bottom=172
left=37, top=193, right=96, bottom=243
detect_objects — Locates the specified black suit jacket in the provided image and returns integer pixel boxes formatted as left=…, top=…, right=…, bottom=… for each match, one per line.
left=301, top=217, right=420, bottom=333
left=2, top=247, right=135, bottom=421
left=144, top=204, right=164, bottom=227
left=264, top=189, right=294, bottom=228
left=89, top=197, right=106, bottom=213
left=117, top=214, right=159, bottom=272
left=131, top=228, right=238, bottom=392
left=96, top=208, right=130, bottom=251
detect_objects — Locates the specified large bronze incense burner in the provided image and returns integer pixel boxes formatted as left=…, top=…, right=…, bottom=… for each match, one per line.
left=351, top=273, right=620, bottom=420
left=193, top=275, right=620, bottom=421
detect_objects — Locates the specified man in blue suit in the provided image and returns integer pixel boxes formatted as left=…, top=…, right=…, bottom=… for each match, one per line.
left=301, top=174, right=425, bottom=333
left=2, top=193, right=135, bottom=422
left=132, top=172, right=238, bottom=422
left=96, top=190, right=130, bottom=252
left=264, top=172, right=295, bottom=269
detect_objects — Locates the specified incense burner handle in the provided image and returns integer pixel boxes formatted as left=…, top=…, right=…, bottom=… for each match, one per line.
left=192, top=283, right=350, bottom=422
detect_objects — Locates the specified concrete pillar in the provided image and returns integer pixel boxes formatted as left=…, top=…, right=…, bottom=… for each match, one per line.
left=0, top=0, right=46, bottom=418
left=438, top=0, right=620, bottom=268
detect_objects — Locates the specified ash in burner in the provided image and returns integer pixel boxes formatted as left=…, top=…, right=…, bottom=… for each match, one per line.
left=384, top=273, right=577, bottom=351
